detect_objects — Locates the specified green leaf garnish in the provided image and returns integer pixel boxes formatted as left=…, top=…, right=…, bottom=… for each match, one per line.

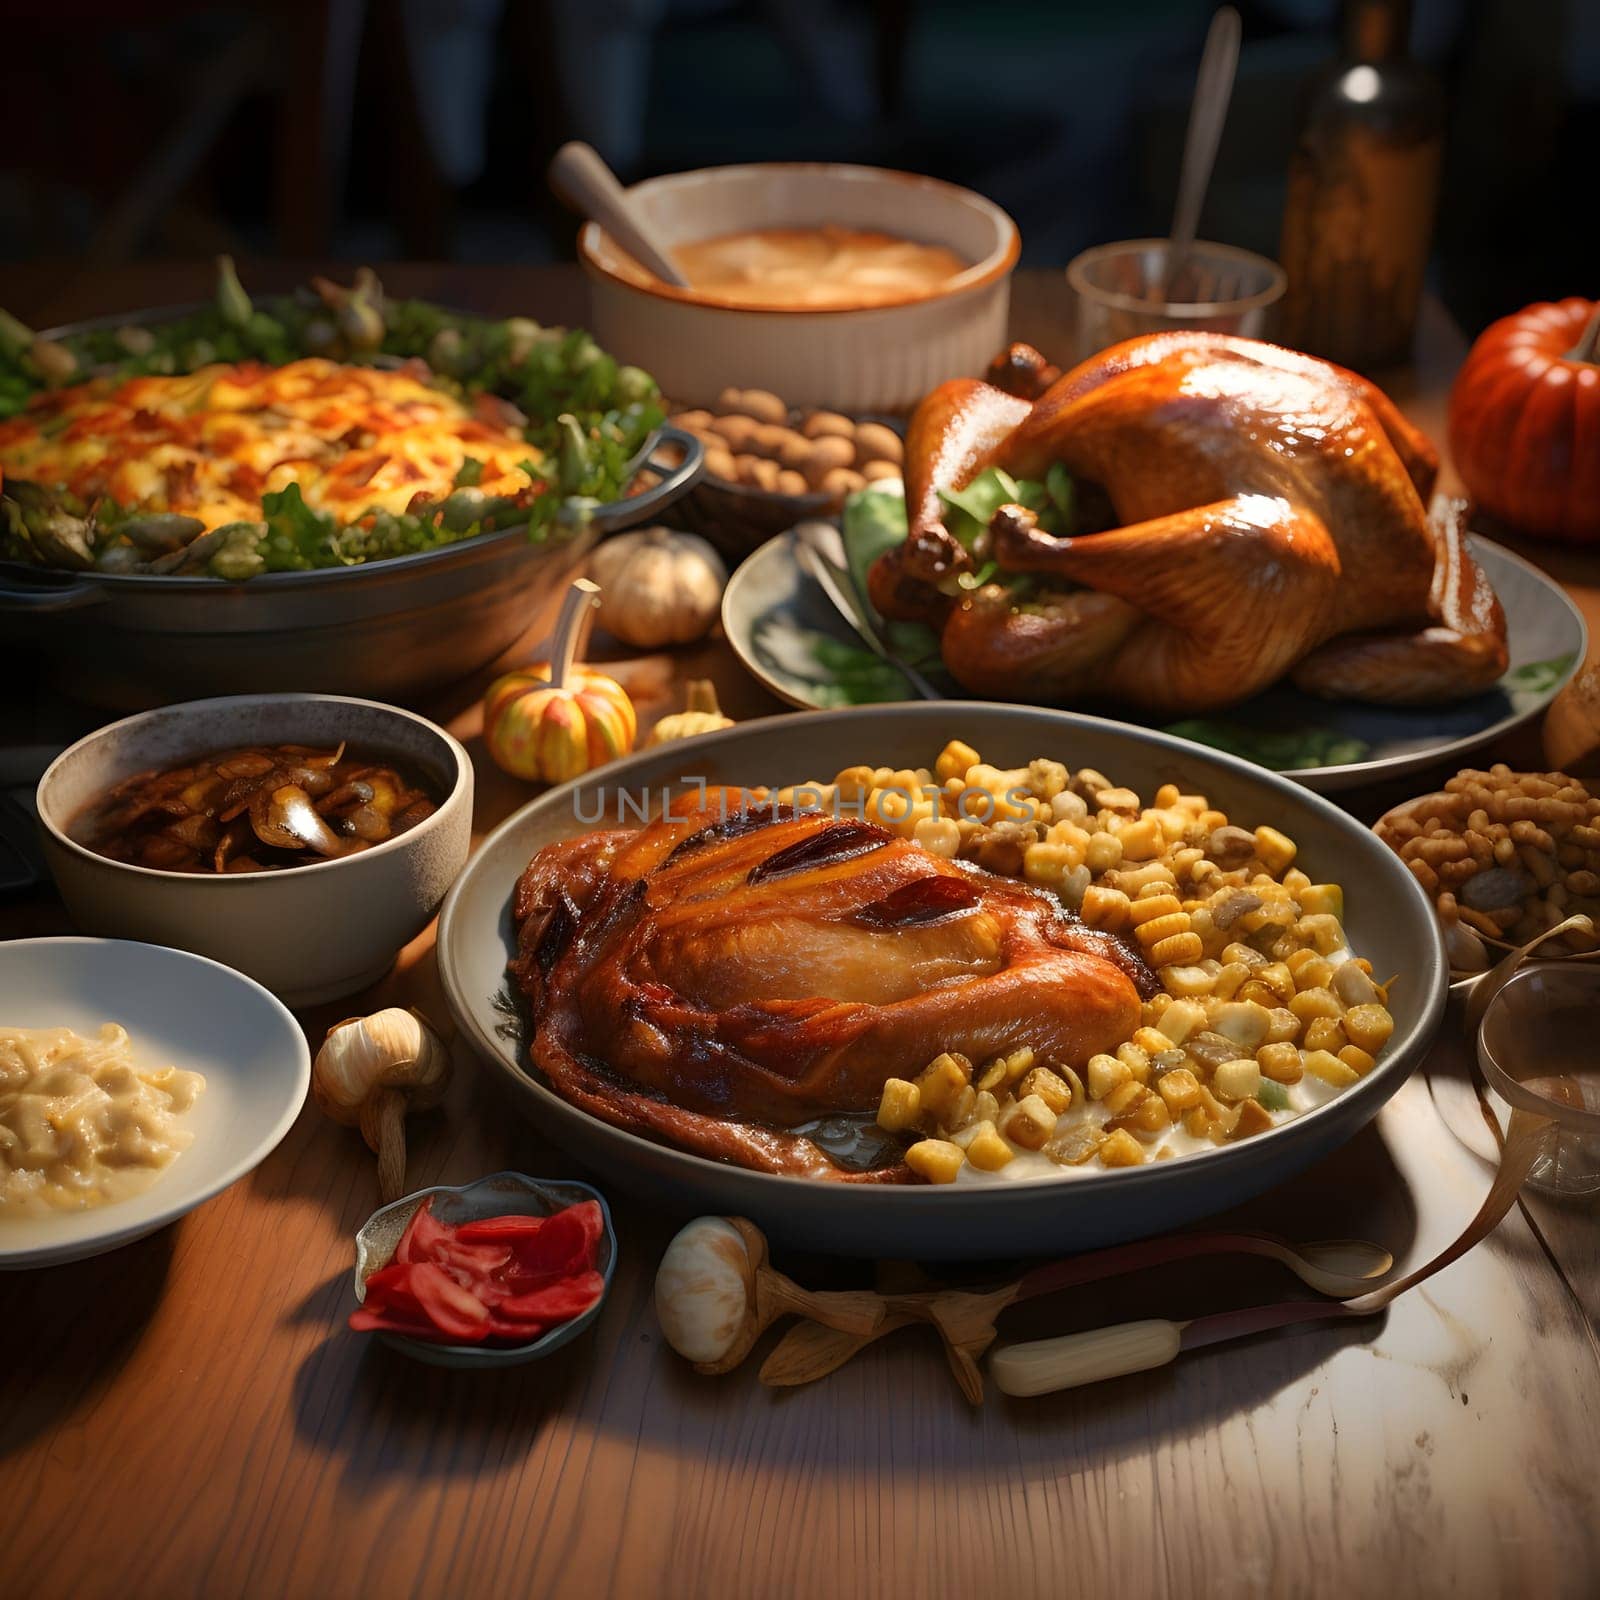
left=1503, top=653, right=1576, bottom=695
left=1164, top=719, right=1371, bottom=772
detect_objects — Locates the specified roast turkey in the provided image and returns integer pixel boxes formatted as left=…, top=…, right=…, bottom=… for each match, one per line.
left=510, top=792, right=1148, bottom=1180
left=869, top=333, right=1508, bottom=714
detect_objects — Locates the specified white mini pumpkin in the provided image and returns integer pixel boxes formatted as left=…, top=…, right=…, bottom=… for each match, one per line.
left=588, top=526, right=727, bottom=648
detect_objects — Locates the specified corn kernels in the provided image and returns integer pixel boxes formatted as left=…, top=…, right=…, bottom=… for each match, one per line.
left=1254, top=825, right=1297, bottom=874
left=998, top=1094, right=1058, bottom=1151
left=1151, top=931, right=1206, bottom=966
left=1343, top=1004, right=1394, bottom=1052
left=914, top=1053, right=972, bottom=1117
left=1257, top=1041, right=1304, bottom=1083
left=1213, top=1058, right=1262, bottom=1102
left=1289, top=986, right=1343, bottom=1023
left=1338, top=1045, right=1377, bottom=1075
left=965, top=1121, right=1015, bottom=1171
left=1155, top=1067, right=1202, bottom=1112
left=1183, top=1105, right=1213, bottom=1138
left=1163, top=964, right=1217, bottom=998
left=1017, top=1067, right=1074, bottom=1114
left=1303, top=1016, right=1346, bottom=1054
left=1086, top=1054, right=1130, bottom=1099
left=1299, top=883, right=1344, bottom=919
left=1115, top=1041, right=1152, bottom=1081
left=942, top=1084, right=977, bottom=1130
left=1103, top=1080, right=1147, bottom=1117
left=1117, top=816, right=1164, bottom=861
left=1097, top=1128, right=1146, bottom=1167
left=1131, top=1027, right=1177, bottom=1057
left=1208, top=1000, right=1271, bottom=1049
left=1264, top=1006, right=1300, bottom=1044
left=1303, top=1049, right=1359, bottom=1087
left=906, top=1138, right=966, bottom=1184
left=1211, top=961, right=1251, bottom=1001
left=876, top=1078, right=921, bottom=1131
left=1128, top=893, right=1184, bottom=927
left=1080, top=884, right=1132, bottom=931
left=912, top=814, right=962, bottom=859
left=972, top=1089, right=1001, bottom=1125
left=1158, top=999, right=1208, bottom=1045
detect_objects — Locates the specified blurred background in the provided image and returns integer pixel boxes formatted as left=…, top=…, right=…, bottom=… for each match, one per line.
left=0, top=0, right=1589, bottom=335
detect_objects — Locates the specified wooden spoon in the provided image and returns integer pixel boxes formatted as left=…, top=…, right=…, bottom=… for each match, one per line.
left=548, top=141, right=689, bottom=288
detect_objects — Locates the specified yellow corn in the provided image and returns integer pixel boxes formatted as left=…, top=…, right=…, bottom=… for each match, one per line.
left=1211, top=961, right=1251, bottom=1001
left=942, top=1084, right=978, bottom=1130
left=1131, top=1026, right=1177, bottom=1057
left=1157, top=999, right=1208, bottom=1045
left=1338, top=1044, right=1377, bottom=1075
left=1300, top=913, right=1347, bottom=955
left=914, top=1052, right=972, bottom=1118
left=1162, top=964, right=1217, bottom=998
left=1209, top=1000, right=1271, bottom=1049
left=1080, top=885, right=1132, bottom=932
left=875, top=1078, right=921, bottom=1131
left=1299, top=883, right=1344, bottom=919
left=1098, top=1128, right=1146, bottom=1167
left=972, top=1089, right=1001, bottom=1126
left=1343, top=1004, right=1394, bottom=1052
left=1154, top=782, right=1181, bottom=808
left=1303, top=1016, right=1347, bottom=1054
left=1086, top=1054, right=1130, bottom=1100
left=998, top=1094, right=1058, bottom=1150
left=1150, top=931, right=1206, bottom=966
left=1115, top=1041, right=1152, bottom=1081
left=1103, top=1080, right=1147, bottom=1117
left=1183, top=1105, right=1213, bottom=1138
left=965, top=1121, right=1015, bottom=1171
left=1254, top=825, right=1297, bottom=874
left=1128, top=893, right=1184, bottom=927
left=1288, top=986, right=1343, bottom=1023
left=975, top=1057, right=1009, bottom=1093
left=1121, top=1092, right=1172, bottom=1135
left=834, top=764, right=876, bottom=801
left=1084, top=830, right=1123, bottom=872
left=1017, top=1067, right=1074, bottom=1114
left=912, top=814, right=962, bottom=859
left=1117, top=815, right=1164, bottom=861
left=1303, top=1049, right=1359, bottom=1087
left=934, top=739, right=979, bottom=784
left=906, top=1138, right=966, bottom=1184
left=1287, top=948, right=1331, bottom=983
left=1213, top=1058, right=1262, bottom=1102
left=1155, top=1067, right=1202, bottom=1112
left=1264, top=1006, right=1300, bottom=1044
left=1257, top=1041, right=1304, bottom=1083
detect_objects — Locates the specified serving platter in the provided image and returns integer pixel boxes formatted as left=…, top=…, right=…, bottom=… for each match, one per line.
left=0, top=937, right=310, bottom=1268
left=721, top=528, right=1586, bottom=793
left=437, top=702, right=1448, bottom=1259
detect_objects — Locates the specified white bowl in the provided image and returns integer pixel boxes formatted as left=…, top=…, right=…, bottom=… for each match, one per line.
left=0, top=937, right=310, bottom=1268
left=35, top=694, right=472, bottom=1007
left=580, top=162, right=1019, bottom=412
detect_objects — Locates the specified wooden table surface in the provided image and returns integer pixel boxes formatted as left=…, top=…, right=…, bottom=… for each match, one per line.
left=1, top=266, right=1597, bottom=1600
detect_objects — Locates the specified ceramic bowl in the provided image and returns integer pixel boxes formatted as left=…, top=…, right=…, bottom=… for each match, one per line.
left=352, top=1172, right=617, bottom=1368
left=580, top=163, right=1019, bottom=413
left=35, top=694, right=472, bottom=1007
left=437, top=702, right=1449, bottom=1260
left=0, top=936, right=310, bottom=1269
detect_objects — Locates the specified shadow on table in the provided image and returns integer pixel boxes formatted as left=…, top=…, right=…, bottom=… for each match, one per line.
left=0, top=1224, right=175, bottom=1460
left=284, top=1112, right=1419, bottom=1488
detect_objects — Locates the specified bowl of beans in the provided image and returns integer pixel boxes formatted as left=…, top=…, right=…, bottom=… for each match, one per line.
left=1374, top=765, right=1600, bottom=978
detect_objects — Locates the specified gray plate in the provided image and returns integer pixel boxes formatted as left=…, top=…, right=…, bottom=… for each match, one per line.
left=721, top=531, right=1586, bottom=793
left=436, top=703, right=1448, bottom=1260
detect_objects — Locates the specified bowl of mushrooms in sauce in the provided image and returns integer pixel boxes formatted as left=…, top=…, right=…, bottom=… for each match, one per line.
left=36, top=694, right=471, bottom=1005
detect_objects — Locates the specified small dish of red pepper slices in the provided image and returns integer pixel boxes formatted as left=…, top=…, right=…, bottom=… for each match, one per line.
left=351, top=1173, right=615, bottom=1366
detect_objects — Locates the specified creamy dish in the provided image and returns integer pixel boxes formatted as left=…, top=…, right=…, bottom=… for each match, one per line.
left=667, top=226, right=968, bottom=310
left=0, top=1023, right=206, bottom=1215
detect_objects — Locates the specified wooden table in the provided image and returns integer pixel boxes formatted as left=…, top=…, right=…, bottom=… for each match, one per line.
left=2, top=267, right=1597, bottom=1600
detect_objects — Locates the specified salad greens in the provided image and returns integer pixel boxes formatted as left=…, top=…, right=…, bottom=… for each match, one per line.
left=1162, top=719, right=1371, bottom=771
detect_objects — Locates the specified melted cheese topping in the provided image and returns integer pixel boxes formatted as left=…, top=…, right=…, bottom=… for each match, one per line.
left=0, top=1023, right=205, bottom=1215
left=0, top=359, right=538, bottom=529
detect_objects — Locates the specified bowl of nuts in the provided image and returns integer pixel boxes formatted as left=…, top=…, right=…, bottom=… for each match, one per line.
left=1374, top=765, right=1600, bottom=981
left=668, top=387, right=906, bottom=558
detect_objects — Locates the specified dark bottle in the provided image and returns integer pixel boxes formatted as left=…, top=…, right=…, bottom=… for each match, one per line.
left=1278, top=0, right=1445, bottom=370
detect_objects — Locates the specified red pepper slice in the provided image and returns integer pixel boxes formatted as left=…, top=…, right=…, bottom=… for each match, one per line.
left=495, top=1270, right=605, bottom=1326
left=408, top=1261, right=492, bottom=1342
left=454, top=1214, right=548, bottom=1244
left=394, top=1198, right=451, bottom=1265
left=505, top=1201, right=604, bottom=1278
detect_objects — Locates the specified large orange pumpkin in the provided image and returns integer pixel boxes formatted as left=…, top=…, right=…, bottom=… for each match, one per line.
left=1448, top=297, right=1600, bottom=543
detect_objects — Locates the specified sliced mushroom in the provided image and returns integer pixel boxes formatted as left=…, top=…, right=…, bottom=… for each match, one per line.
left=249, top=783, right=348, bottom=858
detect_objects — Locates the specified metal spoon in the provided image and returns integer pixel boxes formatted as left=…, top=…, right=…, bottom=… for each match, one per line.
left=791, top=520, right=941, bottom=701
left=548, top=141, right=689, bottom=288
left=1159, top=6, right=1242, bottom=303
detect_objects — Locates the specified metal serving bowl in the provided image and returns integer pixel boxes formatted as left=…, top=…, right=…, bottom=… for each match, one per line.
left=0, top=309, right=703, bottom=709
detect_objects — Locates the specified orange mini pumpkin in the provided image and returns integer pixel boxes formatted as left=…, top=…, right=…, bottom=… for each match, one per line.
left=1448, top=297, right=1600, bottom=543
left=483, top=579, right=636, bottom=783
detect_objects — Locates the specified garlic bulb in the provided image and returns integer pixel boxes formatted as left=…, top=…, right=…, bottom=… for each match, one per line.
left=589, top=527, right=727, bottom=648
left=313, top=1007, right=451, bottom=1200
left=655, top=1216, right=755, bottom=1365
